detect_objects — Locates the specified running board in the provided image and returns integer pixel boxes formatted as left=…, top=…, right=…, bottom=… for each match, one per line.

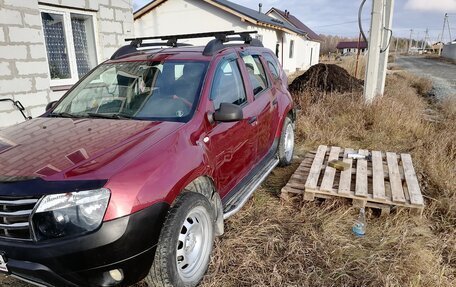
left=223, top=158, right=279, bottom=219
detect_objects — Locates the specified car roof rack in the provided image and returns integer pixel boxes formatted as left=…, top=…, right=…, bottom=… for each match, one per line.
left=202, top=31, right=262, bottom=56
left=111, top=30, right=263, bottom=60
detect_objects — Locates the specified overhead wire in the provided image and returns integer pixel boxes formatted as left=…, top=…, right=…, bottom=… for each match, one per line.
left=358, top=0, right=368, bottom=43
left=314, top=19, right=369, bottom=28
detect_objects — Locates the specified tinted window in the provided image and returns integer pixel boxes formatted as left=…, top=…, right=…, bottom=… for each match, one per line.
left=210, top=58, right=246, bottom=110
left=263, top=53, right=280, bottom=79
left=241, top=55, right=268, bottom=96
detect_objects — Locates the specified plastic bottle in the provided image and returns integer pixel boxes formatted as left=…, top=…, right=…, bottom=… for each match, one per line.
left=352, top=208, right=366, bottom=237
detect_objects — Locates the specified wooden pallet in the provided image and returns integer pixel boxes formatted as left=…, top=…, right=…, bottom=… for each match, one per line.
left=282, top=145, right=425, bottom=215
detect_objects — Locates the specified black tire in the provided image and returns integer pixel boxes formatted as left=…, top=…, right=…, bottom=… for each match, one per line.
left=146, top=192, right=215, bottom=287
left=278, top=116, right=295, bottom=166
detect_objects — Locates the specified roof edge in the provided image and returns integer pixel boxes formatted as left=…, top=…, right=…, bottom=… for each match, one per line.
left=134, top=0, right=167, bottom=20
left=134, top=0, right=306, bottom=36
left=266, top=7, right=322, bottom=42
left=265, top=7, right=309, bottom=40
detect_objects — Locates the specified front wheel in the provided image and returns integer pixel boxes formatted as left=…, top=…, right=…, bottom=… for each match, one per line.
left=146, top=192, right=215, bottom=287
left=278, top=116, right=295, bottom=166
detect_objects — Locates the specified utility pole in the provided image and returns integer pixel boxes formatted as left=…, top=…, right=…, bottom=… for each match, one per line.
left=408, top=29, right=413, bottom=54
left=363, top=0, right=385, bottom=103
left=439, top=13, right=447, bottom=55
left=447, top=15, right=452, bottom=41
left=377, top=0, right=395, bottom=96
left=422, top=28, right=429, bottom=51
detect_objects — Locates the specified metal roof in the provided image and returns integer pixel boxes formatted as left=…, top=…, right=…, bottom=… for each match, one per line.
left=336, top=41, right=368, bottom=49
left=267, top=7, right=321, bottom=41
left=211, top=0, right=306, bottom=35
left=134, top=0, right=307, bottom=36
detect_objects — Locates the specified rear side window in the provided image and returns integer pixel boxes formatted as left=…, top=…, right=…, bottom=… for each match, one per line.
left=263, top=53, right=280, bottom=80
left=210, top=58, right=246, bottom=110
left=241, top=55, right=268, bottom=96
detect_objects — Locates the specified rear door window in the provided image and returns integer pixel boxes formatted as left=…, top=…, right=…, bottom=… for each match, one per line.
left=263, top=53, right=280, bottom=80
left=241, top=55, right=268, bottom=96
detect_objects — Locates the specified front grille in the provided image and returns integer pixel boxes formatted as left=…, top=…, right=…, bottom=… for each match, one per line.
left=0, top=197, right=39, bottom=240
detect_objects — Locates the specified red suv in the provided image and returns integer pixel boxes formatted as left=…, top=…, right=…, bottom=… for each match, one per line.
left=0, top=31, right=295, bottom=287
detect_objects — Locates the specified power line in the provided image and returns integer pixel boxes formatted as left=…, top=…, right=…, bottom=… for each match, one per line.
left=313, top=18, right=370, bottom=28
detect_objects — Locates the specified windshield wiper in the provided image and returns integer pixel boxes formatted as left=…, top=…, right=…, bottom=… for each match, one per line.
left=49, top=112, right=86, bottom=118
left=86, top=113, right=136, bottom=120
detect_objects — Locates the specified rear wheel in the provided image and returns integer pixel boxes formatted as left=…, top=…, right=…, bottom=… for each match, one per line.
left=278, top=116, right=295, bottom=166
left=146, top=192, right=214, bottom=287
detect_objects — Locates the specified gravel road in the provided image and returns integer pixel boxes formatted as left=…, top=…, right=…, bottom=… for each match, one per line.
left=394, top=56, right=456, bottom=99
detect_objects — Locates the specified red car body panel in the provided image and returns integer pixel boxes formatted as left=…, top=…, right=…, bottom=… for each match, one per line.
left=0, top=46, right=294, bottom=222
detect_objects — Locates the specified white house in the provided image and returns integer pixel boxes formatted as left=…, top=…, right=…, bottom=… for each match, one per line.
left=0, top=0, right=134, bottom=127
left=134, top=0, right=320, bottom=74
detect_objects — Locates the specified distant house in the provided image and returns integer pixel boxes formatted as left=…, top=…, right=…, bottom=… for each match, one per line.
left=431, top=41, right=444, bottom=53
left=0, top=0, right=134, bottom=127
left=336, top=41, right=368, bottom=54
left=134, top=0, right=321, bottom=73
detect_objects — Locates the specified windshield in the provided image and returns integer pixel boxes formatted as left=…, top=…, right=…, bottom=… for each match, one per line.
left=51, top=60, right=208, bottom=121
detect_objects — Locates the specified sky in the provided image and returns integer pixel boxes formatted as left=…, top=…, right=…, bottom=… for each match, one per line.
left=132, top=0, right=456, bottom=42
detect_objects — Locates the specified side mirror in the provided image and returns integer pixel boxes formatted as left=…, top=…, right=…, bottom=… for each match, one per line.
left=45, top=101, right=58, bottom=112
left=213, top=103, right=243, bottom=122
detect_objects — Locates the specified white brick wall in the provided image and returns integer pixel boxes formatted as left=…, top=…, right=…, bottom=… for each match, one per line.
left=0, top=63, right=11, bottom=76
left=0, top=78, right=33, bottom=94
left=29, top=44, right=47, bottom=60
left=110, top=0, right=132, bottom=10
left=9, top=27, right=43, bottom=43
left=34, top=77, right=51, bottom=91
left=14, top=91, right=49, bottom=107
left=0, top=46, right=28, bottom=60
left=0, top=0, right=49, bottom=127
left=16, top=61, right=49, bottom=75
left=3, top=0, right=38, bottom=10
left=99, top=6, right=115, bottom=19
left=0, top=9, right=23, bottom=25
left=0, top=0, right=134, bottom=128
left=24, top=13, right=43, bottom=27
left=100, top=20, right=123, bottom=34
left=60, top=0, right=86, bottom=9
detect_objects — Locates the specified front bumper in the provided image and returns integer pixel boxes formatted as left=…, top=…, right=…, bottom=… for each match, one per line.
left=0, top=202, right=169, bottom=287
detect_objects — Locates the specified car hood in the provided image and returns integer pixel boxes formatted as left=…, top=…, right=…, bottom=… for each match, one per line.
left=0, top=117, right=182, bottom=180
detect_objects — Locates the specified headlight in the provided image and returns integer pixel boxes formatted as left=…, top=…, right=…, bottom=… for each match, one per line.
left=32, top=188, right=110, bottom=240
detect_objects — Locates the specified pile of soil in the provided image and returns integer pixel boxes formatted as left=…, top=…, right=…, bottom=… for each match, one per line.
left=289, top=64, right=364, bottom=94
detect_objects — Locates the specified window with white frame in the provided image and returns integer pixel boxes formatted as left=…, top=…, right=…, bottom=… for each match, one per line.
left=40, top=6, right=99, bottom=86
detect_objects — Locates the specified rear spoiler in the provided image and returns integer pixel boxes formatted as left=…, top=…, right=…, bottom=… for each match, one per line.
left=0, top=98, right=31, bottom=120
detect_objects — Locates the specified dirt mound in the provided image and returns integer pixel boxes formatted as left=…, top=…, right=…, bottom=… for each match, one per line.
left=289, top=63, right=364, bottom=94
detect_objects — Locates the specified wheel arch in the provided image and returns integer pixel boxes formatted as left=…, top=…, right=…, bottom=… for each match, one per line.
left=275, top=103, right=295, bottom=138
left=177, top=175, right=224, bottom=236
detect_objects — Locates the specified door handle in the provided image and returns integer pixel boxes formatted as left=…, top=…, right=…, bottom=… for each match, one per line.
left=248, top=116, right=258, bottom=125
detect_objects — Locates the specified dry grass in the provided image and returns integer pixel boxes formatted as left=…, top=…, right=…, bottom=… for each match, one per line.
left=322, top=55, right=367, bottom=80
left=198, top=72, right=456, bottom=287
